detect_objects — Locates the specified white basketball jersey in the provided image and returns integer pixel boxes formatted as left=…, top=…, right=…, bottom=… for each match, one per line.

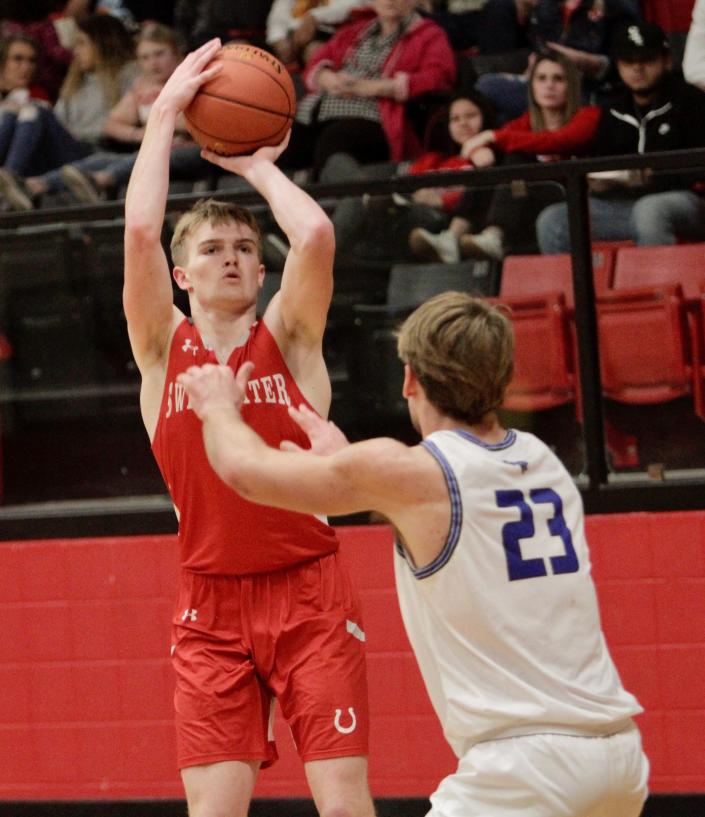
left=394, top=428, right=642, bottom=758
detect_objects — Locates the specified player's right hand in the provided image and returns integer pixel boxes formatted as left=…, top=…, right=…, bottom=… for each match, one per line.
left=156, top=38, right=222, bottom=114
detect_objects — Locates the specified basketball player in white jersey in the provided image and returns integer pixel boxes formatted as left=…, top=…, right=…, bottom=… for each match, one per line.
left=177, top=291, right=650, bottom=817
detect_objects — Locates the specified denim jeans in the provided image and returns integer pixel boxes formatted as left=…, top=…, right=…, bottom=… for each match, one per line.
left=2, top=102, right=91, bottom=176
left=475, top=73, right=529, bottom=125
left=536, top=191, right=705, bottom=254
left=42, top=143, right=210, bottom=194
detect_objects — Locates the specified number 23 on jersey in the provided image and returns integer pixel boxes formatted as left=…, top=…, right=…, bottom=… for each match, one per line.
left=495, top=488, right=579, bottom=581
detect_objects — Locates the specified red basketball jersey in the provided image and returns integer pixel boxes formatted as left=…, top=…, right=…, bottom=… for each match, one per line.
left=152, top=317, right=340, bottom=574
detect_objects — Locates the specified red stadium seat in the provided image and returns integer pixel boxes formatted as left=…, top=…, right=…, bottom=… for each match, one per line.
left=596, top=284, right=704, bottom=417
left=494, top=293, right=576, bottom=412
left=612, top=243, right=705, bottom=300
left=500, top=251, right=613, bottom=309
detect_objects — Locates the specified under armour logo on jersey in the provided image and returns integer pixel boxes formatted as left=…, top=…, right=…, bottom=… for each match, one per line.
left=334, top=707, right=357, bottom=734
left=181, top=608, right=198, bottom=622
left=503, top=459, right=529, bottom=473
left=182, top=339, right=199, bottom=355
left=659, top=123, right=670, bottom=135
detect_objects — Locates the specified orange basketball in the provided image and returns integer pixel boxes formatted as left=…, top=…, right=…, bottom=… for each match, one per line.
left=184, top=44, right=297, bottom=156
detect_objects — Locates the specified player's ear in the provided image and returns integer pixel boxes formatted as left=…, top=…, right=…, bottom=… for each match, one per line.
left=402, top=364, right=418, bottom=398
left=173, top=265, right=190, bottom=290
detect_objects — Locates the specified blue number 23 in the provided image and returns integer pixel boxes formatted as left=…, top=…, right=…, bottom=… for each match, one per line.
left=495, top=488, right=579, bottom=581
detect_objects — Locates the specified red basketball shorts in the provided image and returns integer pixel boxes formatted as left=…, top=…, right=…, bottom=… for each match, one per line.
left=171, top=550, right=369, bottom=770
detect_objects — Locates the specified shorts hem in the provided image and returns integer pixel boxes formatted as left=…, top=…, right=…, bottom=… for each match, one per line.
left=178, top=751, right=272, bottom=770
left=299, top=746, right=369, bottom=763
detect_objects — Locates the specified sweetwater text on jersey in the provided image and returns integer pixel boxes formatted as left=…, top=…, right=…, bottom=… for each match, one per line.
left=165, top=372, right=292, bottom=418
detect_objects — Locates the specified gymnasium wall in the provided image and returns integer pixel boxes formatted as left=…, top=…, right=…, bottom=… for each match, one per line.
left=1, top=513, right=703, bottom=800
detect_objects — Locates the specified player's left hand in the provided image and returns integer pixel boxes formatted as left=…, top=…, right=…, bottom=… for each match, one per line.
left=280, top=404, right=349, bottom=455
left=200, top=130, right=291, bottom=176
left=178, top=361, right=254, bottom=420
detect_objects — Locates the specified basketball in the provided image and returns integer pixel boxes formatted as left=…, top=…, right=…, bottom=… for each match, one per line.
left=184, top=44, right=297, bottom=156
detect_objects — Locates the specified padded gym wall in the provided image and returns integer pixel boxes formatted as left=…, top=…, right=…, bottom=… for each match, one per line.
left=0, top=514, right=703, bottom=799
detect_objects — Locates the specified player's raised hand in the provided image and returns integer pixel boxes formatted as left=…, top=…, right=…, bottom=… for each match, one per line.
left=178, top=361, right=254, bottom=420
left=156, top=38, right=222, bottom=114
left=280, top=404, right=349, bottom=455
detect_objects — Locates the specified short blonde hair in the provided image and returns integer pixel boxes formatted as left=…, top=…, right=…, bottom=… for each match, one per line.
left=397, top=292, right=514, bottom=424
left=170, top=198, right=263, bottom=266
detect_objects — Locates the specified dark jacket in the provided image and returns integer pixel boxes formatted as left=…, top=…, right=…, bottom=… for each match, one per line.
left=590, top=72, right=705, bottom=194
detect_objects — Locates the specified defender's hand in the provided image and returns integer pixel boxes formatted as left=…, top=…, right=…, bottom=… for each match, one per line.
left=280, top=404, right=350, bottom=454
left=178, top=361, right=254, bottom=420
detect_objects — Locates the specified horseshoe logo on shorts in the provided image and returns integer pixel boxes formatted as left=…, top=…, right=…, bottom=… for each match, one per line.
left=334, top=707, right=357, bottom=734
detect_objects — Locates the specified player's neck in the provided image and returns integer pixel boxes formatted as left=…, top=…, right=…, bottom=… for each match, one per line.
left=422, top=407, right=506, bottom=444
left=190, top=301, right=256, bottom=363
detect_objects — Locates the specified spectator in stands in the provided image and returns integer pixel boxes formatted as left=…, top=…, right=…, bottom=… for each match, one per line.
left=0, top=13, right=137, bottom=210
left=277, top=0, right=456, bottom=179
left=0, top=34, right=48, bottom=107
left=537, top=21, right=705, bottom=254
left=475, top=0, right=641, bottom=124
left=411, top=50, right=600, bottom=262
left=1, top=1, right=75, bottom=101
left=325, top=88, right=497, bottom=264
left=16, top=22, right=208, bottom=206
left=266, top=0, right=360, bottom=67
left=683, top=0, right=705, bottom=90
left=173, top=0, right=274, bottom=52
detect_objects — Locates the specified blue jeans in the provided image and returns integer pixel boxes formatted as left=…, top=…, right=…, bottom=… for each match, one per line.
left=475, top=73, right=528, bottom=125
left=536, top=191, right=705, bottom=253
left=2, top=102, right=91, bottom=176
left=42, top=143, right=210, bottom=194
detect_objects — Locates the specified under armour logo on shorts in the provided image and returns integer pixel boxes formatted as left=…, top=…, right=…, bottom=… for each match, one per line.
left=181, top=608, right=198, bottom=622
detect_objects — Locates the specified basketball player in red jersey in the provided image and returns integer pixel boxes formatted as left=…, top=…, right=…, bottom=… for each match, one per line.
left=123, top=38, right=374, bottom=817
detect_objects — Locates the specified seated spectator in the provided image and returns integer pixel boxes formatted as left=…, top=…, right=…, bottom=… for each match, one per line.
left=0, top=34, right=48, bottom=106
left=8, top=22, right=208, bottom=207
left=0, top=13, right=137, bottom=209
left=411, top=50, right=600, bottom=261
left=266, top=0, right=360, bottom=67
left=475, top=0, right=641, bottom=124
left=327, top=88, right=497, bottom=264
left=1, top=1, right=75, bottom=102
left=537, top=22, right=705, bottom=253
left=683, top=0, right=705, bottom=90
left=173, top=0, right=274, bottom=51
left=0, top=14, right=138, bottom=209
left=278, top=0, right=456, bottom=179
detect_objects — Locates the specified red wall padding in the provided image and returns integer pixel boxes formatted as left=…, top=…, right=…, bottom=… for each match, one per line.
left=1, top=513, right=704, bottom=799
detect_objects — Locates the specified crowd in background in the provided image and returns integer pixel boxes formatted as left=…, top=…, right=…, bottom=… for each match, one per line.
left=1, top=0, right=705, bottom=261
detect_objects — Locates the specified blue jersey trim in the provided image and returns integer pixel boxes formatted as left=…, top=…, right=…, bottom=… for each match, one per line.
left=454, top=428, right=516, bottom=451
left=404, top=439, right=463, bottom=579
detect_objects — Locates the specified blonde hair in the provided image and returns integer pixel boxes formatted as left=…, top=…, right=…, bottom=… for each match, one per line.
left=60, top=14, right=135, bottom=107
left=397, top=292, right=514, bottom=424
left=528, top=50, right=583, bottom=132
left=136, top=22, right=180, bottom=53
left=170, top=198, right=263, bottom=266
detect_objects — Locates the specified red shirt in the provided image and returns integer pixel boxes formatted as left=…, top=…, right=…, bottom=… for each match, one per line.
left=408, top=152, right=473, bottom=211
left=493, top=106, right=601, bottom=159
left=152, top=317, right=340, bottom=575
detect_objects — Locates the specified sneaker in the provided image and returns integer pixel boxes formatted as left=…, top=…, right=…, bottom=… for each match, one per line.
left=459, top=227, right=505, bottom=261
left=264, top=233, right=290, bottom=269
left=59, top=164, right=102, bottom=204
left=408, top=228, right=460, bottom=264
left=0, top=168, right=34, bottom=210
